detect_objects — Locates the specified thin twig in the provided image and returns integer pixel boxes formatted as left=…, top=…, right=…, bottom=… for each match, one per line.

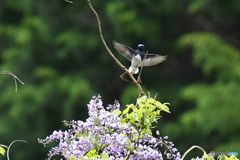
left=181, top=145, right=206, bottom=160
left=65, top=0, right=73, bottom=3
left=0, top=71, right=25, bottom=92
left=137, top=50, right=148, bottom=84
left=7, top=140, right=27, bottom=160
left=154, top=93, right=158, bottom=100
left=0, top=144, right=8, bottom=148
left=126, top=123, right=143, bottom=159
left=87, top=0, right=144, bottom=98
left=125, top=151, right=132, bottom=160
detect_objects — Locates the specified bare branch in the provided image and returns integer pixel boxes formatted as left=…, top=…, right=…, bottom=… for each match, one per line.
left=87, top=0, right=144, bottom=98
left=181, top=145, right=206, bottom=160
left=137, top=50, right=148, bottom=84
left=65, top=0, right=73, bottom=3
left=7, top=140, right=27, bottom=160
left=154, top=93, right=158, bottom=100
left=0, top=71, right=25, bottom=92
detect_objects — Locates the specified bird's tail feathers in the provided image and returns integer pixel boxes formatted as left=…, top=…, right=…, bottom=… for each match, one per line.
left=120, top=72, right=141, bottom=83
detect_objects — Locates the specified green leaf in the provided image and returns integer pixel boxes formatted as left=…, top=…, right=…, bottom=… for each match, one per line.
left=86, top=149, right=98, bottom=158
left=227, top=155, right=239, bottom=160
left=69, top=155, right=77, bottom=160
left=137, top=96, right=147, bottom=106
left=136, top=107, right=143, bottom=119
left=101, top=151, right=110, bottom=159
left=146, top=103, right=156, bottom=108
left=146, top=98, right=155, bottom=104
left=130, top=116, right=136, bottom=124
left=161, top=103, right=171, bottom=113
left=121, top=117, right=127, bottom=124
left=123, top=106, right=130, bottom=115
left=128, top=104, right=136, bottom=109
left=202, top=152, right=213, bottom=160
left=111, top=109, right=122, bottom=117
left=133, top=134, right=138, bottom=141
left=0, top=147, right=6, bottom=156
left=219, top=155, right=227, bottom=160
left=127, top=112, right=134, bottom=119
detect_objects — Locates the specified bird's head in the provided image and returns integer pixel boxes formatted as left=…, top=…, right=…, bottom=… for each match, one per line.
left=138, top=44, right=145, bottom=51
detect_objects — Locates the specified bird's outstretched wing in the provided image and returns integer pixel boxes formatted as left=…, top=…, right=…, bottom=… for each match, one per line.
left=141, top=54, right=167, bottom=66
left=113, top=40, right=135, bottom=61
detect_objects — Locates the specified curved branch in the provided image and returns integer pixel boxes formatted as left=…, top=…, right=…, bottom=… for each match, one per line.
left=181, top=145, right=206, bottom=160
left=7, top=140, right=27, bottom=160
left=65, top=0, right=73, bottom=3
left=137, top=50, right=148, bottom=83
left=0, top=71, right=25, bottom=92
left=87, top=0, right=144, bottom=98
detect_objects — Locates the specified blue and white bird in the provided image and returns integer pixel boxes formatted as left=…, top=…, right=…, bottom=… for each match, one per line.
left=113, top=41, right=167, bottom=82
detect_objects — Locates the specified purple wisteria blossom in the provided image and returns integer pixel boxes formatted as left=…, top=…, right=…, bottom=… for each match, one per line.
left=38, top=95, right=181, bottom=160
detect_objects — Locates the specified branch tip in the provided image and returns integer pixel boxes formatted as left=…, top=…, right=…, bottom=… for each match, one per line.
left=65, top=0, right=73, bottom=3
left=0, top=71, right=25, bottom=92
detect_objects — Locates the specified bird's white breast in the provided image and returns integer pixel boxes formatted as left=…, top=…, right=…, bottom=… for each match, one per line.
left=131, top=54, right=142, bottom=67
left=129, top=54, right=141, bottom=74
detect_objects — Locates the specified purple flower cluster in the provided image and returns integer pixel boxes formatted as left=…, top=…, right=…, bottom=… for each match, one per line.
left=38, top=95, right=181, bottom=160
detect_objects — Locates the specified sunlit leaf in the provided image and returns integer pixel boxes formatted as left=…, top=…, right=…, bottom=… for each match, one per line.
left=146, top=103, right=156, bottom=108
left=130, top=117, right=136, bottom=124
left=111, top=109, right=122, bottom=117
left=69, top=155, right=77, bottom=160
left=147, top=98, right=155, bottom=104
left=137, top=96, right=147, bottom=106
left=123, top=107, right=130, bottom=115
left=86, top=149, right=98, bottom=158
left=101, top=151, right=110, bottom=159
left=0, top=147, right=5, bottom=156
left=127, top=112, right=134, bottom=119
left=219, top=155, right=227, bottom=160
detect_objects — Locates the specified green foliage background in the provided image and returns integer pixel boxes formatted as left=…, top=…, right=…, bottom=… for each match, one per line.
left=0, top=0, right=240, bottom=159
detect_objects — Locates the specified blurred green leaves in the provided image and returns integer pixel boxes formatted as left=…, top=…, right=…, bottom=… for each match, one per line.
left=170, top=32, right=240, bottom=154
left=187, top=0, right=210, bottom=14
left=106, top=1, right=159, bottom=39
left=178, top=32, right=240, bottom=80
